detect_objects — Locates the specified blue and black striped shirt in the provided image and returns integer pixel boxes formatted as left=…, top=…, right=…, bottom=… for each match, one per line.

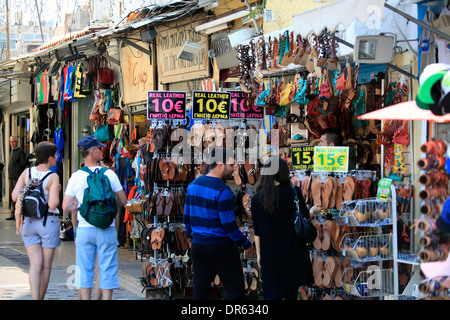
left=183, top=175, right=250, bottom=248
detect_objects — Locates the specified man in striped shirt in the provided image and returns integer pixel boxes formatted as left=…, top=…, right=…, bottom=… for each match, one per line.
left=184, top=148, right=251, bottom=300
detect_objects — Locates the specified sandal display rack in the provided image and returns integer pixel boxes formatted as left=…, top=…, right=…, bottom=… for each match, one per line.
left=337, top=183, right=414, bottom=298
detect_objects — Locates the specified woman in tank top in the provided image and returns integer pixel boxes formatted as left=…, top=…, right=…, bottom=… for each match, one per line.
left=11, top=141, right=61, bottom=300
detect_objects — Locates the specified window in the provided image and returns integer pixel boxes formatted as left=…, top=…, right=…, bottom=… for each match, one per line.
left=0, top=33, right=16, bottom=50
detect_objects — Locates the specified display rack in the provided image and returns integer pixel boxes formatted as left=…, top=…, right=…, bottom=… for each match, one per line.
left=338, top=184, right=404, bottom=298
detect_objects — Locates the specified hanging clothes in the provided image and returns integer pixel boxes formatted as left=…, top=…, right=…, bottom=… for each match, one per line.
left=435, top=6, right=450, bottom=65
left=419, top=9, right=437, bottom=74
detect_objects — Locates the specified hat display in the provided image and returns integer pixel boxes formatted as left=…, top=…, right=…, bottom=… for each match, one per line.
left=439, top=71, right=450, bottom=109
left=77, top=135, right=106, bottom=150
left=418, top=64, right=450, bottom=104
left=416, top=64, right=450, bottom=115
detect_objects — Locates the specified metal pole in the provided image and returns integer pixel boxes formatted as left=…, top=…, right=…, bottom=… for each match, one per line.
left=35, top=0, right=45, bottom=42
left=6, top=0, right=10, bottom=60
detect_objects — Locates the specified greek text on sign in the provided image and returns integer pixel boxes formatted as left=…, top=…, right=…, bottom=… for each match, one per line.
left=313, top=146, right=349, bottom=172
left=228, top=91, right=264, bottom=119
left=292, top=145, right=314, bottom=170
left=147, top=91, right=186, bottom=119
left=192, top=91, right=230, bottom=120
left=376, top=178, right=392, bottom=201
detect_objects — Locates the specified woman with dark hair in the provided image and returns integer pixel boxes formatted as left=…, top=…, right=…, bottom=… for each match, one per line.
left=251, top=156, right=313, bottom=300
left=11, top=141, right=61, bottom=300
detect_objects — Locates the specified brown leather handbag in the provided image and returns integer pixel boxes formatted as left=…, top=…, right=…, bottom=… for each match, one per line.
left=336, top=67, right=347, bottom=91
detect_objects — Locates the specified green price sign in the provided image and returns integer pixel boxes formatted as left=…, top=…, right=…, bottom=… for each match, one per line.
left=377, top=178, right=393, bottom=201
left=292, top=146, right=314, bottom=170
left=313, top=146, right=349, bottom=172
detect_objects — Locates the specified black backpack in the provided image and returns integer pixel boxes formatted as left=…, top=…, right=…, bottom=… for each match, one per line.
left=22, top=169, right=53, bottom=226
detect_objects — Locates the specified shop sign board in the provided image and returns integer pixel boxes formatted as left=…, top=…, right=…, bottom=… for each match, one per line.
left=313, top=146, right=349, bottom=172
left=147, top=91, right=186, bottom=120
left=292, top=145, right=314, bottom=170
left=192, top=91, right=230, bottom=120
left=227, top=91, right=264, bottom=119
left=210, top=32, right=239, bottom=70
left=155, top=14, right=209, bottom=84
left=376, top=178, right=393, bottom=201
left=120, top=39, right=155, bottom=106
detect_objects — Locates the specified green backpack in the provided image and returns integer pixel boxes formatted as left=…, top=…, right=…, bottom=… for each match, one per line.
left=78, top=167, right=118, bottom=229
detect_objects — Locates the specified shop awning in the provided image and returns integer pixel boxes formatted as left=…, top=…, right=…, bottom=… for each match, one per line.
left=293, top=0, right=385, bottom=38
left=357, top=100, right=450, bottom=123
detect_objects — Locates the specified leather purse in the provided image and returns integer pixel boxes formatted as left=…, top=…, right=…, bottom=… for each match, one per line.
left=108, top=108, right=124, bottom=125
left=292, top=186, right=317, bottom=243
left=319, top=74, right=332, bottom=99
left=336, top=66, right=347, bottom=91
left=98, top=56, right=115, bottom=86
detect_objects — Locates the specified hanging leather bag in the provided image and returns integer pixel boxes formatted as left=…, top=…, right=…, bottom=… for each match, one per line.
left=335, top=66, right=347, bottom=91
left=98, top=55, right=115, bottom=86
left=292, top=186, right=317, bottom=243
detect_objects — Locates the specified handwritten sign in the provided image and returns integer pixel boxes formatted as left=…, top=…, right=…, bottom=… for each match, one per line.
left=228, top=91, right=264, bottom=119
left=192, top=91, right=230, bottom=120
left=155, top=13, right=209, bottom=84
left=147, top=91, right=186, bottom=119
left=120, top=39, right=155, bottom=106
left=292, top=146, right=314, bottom=170
left=313, top=146, right=349, bottom=172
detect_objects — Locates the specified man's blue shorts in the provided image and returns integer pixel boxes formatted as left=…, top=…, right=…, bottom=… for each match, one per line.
left=74, top=226, right=119, bottom=290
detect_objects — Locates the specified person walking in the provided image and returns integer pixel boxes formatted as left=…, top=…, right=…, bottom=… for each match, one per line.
left=11, top=141, right=61, bottom=300
left=183, top=148, right=252, bottom=300
left=251, top=156, right=314, bottom=300
left=62, top=136, right=127, bottom=300
left=7, top=136, right=28, bottom=220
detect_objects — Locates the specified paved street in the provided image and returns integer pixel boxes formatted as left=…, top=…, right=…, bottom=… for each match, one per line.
left=0, top=206, right=147, bottom=300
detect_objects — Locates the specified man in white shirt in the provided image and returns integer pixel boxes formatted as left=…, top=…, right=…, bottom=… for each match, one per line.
left=62, top=136, right=127, bottom=300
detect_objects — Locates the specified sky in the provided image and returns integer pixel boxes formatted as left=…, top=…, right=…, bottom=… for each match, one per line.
left=5, top=0, right=84, bottom=27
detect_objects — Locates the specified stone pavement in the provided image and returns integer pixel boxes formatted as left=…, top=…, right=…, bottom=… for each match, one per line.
left=0, top=206, right=147, bottom=300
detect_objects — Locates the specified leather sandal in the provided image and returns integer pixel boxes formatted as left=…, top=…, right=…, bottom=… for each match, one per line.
left=343, top=176, right=355, bottom=202
left=245, top=158, right=255, bottom=185
left=325, top=220, right=338, bottom=251
left=312, top=219, right=323, bottom=250
left=232, top=162, right=242, bottom=185
left=322, top=256, right=337, bottom=288
left=164, top=193, right=174, bottom=216
left=335, top=178, right=344, bottom=211
left=312, top=255, right=324, bottom=288
left=321, top=220, right=331, bottom=251
left=321, top=177, right=333, bottom=209
left=242, top=193, right=252, bottom=219
left=156, top=193, right=165, bottom=216
left=151, top=227, right=165, bottom=250
left=160, top=159, right=169, bottom=181
left=311, top=177, right=322, bottom=207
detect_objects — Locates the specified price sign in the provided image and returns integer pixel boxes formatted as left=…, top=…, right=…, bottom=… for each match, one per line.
left=192, top=91, right=230, bottom=120
left=313, top=146, right=349, bottom=172
left=292, top=146, right=314, bottom=170
left=376, top=178, right=392, bottom=201
left=228, top=91, right=264, bottom=119
left=147, top=91, right=186, bottom=119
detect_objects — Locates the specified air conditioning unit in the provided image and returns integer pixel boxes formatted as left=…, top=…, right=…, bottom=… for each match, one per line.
left=354, top=35, right=395, bottom=64
left=177, top=41, right=202, bottom=62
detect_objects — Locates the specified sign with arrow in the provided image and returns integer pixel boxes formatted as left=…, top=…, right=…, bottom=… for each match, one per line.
left=313, top=146, right=349, bottom=172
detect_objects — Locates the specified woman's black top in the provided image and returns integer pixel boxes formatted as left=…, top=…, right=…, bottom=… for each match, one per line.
left=251, top=185, right=313, bottom=299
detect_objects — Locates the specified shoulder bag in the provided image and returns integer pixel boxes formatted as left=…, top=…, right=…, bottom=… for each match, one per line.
left=292, top=186, right=317, bottom=243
